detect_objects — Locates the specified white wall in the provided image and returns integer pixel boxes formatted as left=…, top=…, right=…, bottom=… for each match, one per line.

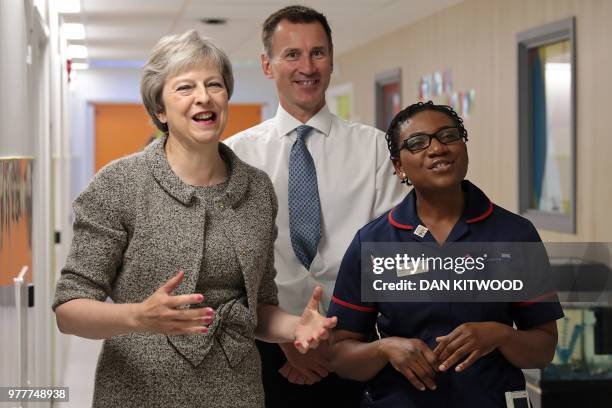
left=69, top=63, right=278, bottom=198
left=0, top=0, right=29, bottom=392
left=231, top=62, right=279, bottom=120
left=0, top=0, right=30, bottom=156
left=69, top=68, right=142, bottom=201
left=0, top=0, right=61, bottom=401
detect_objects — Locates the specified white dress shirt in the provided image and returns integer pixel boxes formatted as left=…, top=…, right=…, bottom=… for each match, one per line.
left=224, top=104, right=404, bottom=315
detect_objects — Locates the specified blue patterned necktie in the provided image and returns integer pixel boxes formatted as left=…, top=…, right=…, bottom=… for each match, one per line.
left=288, top=125, right=321, bottom=270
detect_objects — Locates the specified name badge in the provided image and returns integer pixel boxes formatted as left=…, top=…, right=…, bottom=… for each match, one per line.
left=414, top=224, right=428, bottom=238
left=504, top=390, right=531, bottom=408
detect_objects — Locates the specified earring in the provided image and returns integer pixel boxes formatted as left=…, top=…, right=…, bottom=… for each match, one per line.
left=400, top=172, right=412, bottom=186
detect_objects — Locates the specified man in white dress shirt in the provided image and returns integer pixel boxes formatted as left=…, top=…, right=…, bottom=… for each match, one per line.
left=224, top=5, right=403, bottom=407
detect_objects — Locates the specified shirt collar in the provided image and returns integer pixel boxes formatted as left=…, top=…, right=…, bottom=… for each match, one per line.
left=275, top=103, right=333, bottom=138
left=145, top=135, right=250, bottom=208
left=388, top=180, right=493, bottom=233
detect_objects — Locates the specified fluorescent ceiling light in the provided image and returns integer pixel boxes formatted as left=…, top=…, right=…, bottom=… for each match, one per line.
left=68, top=44, right=88, bottom=59
left=61, top=23, right=85, bottom=40
left=57, top=0, right=80, bottom=14
left=89, top=59, right=145, bottom=69
left=71, top=62, right=89, bottom=70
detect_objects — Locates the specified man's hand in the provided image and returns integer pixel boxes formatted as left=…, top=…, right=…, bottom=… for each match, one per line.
left=279, top=362, right=317, bottom=385
left=279, top=341, right=332, bottom=384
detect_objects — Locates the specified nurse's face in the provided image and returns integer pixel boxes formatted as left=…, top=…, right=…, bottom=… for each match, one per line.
left=393, top=110, right=468, bottom=191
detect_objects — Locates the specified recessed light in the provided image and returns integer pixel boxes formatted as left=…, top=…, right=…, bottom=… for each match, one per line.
left=67, top=44, right=88, bottom=59
left=57, top=0, right=80, bottom=13
left=200, top=18, right=227, bottom=25
left=61, top=23, right=85, bottom=40
left=71, top=62, right=89, bottom=70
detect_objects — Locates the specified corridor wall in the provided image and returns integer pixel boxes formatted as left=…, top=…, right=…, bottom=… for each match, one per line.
left=330, top=0, right=612, bottom=243
left=0, top=0, right=69, bottom=402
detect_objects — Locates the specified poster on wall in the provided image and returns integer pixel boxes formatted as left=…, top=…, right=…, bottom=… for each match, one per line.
left=419, top=74, right=432, bottom=101
left=433, top=71, right=443, bottom=97
left=418, top=68, right=475, bottom=118
left=0, top=158, right=33, bottom=305
left=443, top=68, right=453, bottom=94
left=327, top=83, right=354, bottom=121
left=463, top=89, right=476, bottom=118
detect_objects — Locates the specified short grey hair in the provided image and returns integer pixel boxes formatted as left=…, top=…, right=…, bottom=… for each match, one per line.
left=141, top=30, right=234, bottom=133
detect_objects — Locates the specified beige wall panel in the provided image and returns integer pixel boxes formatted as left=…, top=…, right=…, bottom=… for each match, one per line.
left=332, top=0, right=612, bottom=242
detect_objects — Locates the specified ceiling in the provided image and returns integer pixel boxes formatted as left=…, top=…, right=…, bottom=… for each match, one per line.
left=62, top=0, right=462, bottom=67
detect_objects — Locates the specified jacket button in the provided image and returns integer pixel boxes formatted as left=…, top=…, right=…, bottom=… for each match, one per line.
left=218, top=203, right=225, bottom=209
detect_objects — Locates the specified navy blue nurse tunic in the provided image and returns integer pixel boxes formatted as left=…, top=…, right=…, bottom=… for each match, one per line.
left=328, top=180, right=564, bottom=408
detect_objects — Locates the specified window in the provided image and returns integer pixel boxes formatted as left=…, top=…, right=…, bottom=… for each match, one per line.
left=518, top=17, right=576, bottom=233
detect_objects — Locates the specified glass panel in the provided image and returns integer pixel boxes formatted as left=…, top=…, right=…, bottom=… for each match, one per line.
left=529, top=39, right=572, bottom=214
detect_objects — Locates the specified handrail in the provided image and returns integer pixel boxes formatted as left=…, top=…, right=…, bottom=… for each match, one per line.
left=13, top=265, right=29, bottom=397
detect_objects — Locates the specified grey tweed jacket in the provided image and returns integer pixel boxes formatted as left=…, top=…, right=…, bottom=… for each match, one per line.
left=53, top=137, right=278, bottom=407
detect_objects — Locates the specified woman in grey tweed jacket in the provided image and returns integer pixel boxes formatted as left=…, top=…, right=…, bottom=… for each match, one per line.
left=52, top=30, right=335, bottom=408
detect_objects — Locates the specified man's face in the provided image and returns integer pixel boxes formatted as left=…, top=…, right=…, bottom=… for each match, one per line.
left=261, top=20, right=333, bottom=121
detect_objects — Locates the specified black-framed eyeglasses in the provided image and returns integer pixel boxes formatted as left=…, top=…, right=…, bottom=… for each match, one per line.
left=399, top=126, right=466, bottom=153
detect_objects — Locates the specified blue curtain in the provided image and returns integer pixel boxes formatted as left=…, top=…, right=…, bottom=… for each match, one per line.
left=531, top=49, right=547, bottom=209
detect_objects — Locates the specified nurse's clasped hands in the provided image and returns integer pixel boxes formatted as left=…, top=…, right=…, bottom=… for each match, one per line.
left=378, top=322, right=512, bottom=392
left=378, top=337, right=439, bottom=391
left=434, top=321, right=511, bottom=373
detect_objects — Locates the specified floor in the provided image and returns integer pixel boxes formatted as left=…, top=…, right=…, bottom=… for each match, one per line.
left=55, top=336, right=102, bottom=408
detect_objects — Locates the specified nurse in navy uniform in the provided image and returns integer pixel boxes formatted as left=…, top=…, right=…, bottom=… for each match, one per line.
left=328, top=101, right=563, bottom=407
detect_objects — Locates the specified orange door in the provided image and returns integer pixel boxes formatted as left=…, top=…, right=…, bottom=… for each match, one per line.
left=94, top=103, right=262, bottom=171
left=94, top=103, right=154, bottom=172
left=221, top=104, right=262, bottom=140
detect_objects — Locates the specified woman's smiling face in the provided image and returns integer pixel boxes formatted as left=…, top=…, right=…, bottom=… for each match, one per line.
left=156, top=63, right=229, bottom=148
left=393, top=109, right=468, bottom=191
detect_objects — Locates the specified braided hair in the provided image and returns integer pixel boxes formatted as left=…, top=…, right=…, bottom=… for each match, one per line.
left=385, top=101, right=468, bottom=161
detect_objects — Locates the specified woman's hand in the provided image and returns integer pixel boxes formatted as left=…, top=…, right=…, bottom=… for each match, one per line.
left=134, top=270, right=215, bottom=335
left=379, top=337, right=438, bottom=391
left=434, top=322, right=511, bottom=372
left=293, top=286, right=338, bottom=353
